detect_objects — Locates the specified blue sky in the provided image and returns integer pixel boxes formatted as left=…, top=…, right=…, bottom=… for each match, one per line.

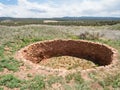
left=0, top=0, right=17, bottom=5
left=0, top=0, right=120, bottom=18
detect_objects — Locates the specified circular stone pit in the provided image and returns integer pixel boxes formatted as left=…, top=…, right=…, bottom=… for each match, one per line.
left=15, top=39, right=118, bottom=74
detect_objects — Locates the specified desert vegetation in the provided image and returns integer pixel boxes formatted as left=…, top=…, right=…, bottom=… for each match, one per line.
left=0, top=18, right=120, bottom=26
left=0, top=21, right=120, bottom=90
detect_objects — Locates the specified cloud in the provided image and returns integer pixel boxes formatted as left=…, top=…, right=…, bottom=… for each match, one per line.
left=28, top=9, right=46, bottom=13
left=0, top=0, right=120, bottom=18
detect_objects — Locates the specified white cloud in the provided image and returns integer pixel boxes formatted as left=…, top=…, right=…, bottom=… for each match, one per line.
left=0, top=0, right=120, bottom=18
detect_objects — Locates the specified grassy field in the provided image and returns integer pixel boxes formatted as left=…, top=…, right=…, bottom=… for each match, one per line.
left=0, top=24, right=120, bottom=90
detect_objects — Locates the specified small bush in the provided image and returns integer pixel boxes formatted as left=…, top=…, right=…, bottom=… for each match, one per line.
left=74, top=74, right=84, bottom=84
left=74, top=83, right=91, bottom=90
left=29, top=76, right=45, bottom=90
left=27, top=73, right=33, bottom=78
left=0, top=57, right=21, bottom=72
left=65, top=73, right=74, bottom=83
left=63, top=84, right=73, bottom=90
left=0, top=45, right=4, bottom=58
left=78, top=32, right=104, bottom=40
left=47, top=76, right=63, bottom=86
left=65, top=72, right=84, bottom=84
left=99, top=73, right=120, bottom=88
left=0, top=87, right=3, bottom=90
left=0, top=74, right=22, bottom=88
left=21, top=75, right=45, bottom=90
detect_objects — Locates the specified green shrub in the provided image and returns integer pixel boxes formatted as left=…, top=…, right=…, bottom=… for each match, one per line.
left=21, top=75, right=45, bottom=90
left=0, top=74, right=22, bottom=88
left=65, top=73, right=74, bottom=83
left=74, top=73, right=84, bottom=84
left=0, top=87, right=3, bottom=90
left=63, top=84, right=73, bottom=90
left=47, top=76, right=63, bottom=86
left=78, top=32, right=104, bottom=40
left=28, top=76, right=45, bottom=90
left=27, top=73, right=33, bottom=78
left=0, top=45, right=4, bottom=58
left=74, top=83, right=91, bottom=90
left=99, top=74, right=120, bottom=88
left=65, top=72, right=84, bottom=84
left=0, top=57, right=21, bottom=72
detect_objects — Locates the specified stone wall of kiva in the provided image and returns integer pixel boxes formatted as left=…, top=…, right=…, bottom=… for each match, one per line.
left=17, top=40, right=118, bottom=66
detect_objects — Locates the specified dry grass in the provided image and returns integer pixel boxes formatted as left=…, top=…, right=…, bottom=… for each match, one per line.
left=39, top=56, right=97, bottom=70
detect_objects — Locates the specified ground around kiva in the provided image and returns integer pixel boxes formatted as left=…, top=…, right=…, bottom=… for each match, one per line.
left=0, top=24, right=120, bottom=90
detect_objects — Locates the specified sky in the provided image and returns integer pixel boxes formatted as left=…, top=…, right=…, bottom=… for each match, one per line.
left=0, top=0, right=120, bottom=18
